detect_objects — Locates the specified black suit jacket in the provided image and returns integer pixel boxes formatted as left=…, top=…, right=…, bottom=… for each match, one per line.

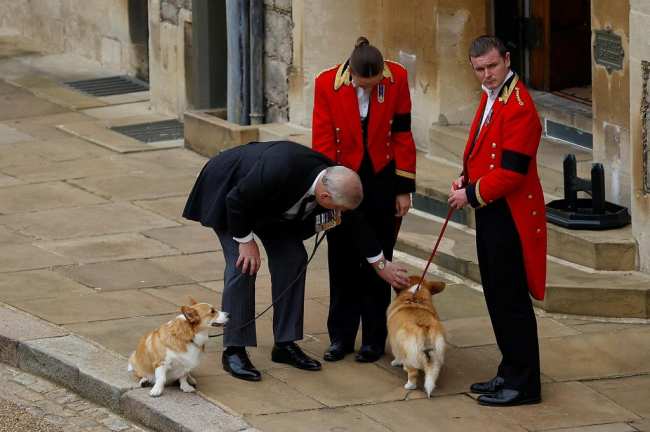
left=183, top=141, right=381, bottom=257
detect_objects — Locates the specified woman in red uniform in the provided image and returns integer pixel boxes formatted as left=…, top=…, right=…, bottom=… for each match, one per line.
left=312, top=37, right=416, bottom=363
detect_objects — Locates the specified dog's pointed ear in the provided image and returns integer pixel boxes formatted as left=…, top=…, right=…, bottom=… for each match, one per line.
left=181, top=306, right=201, bottom=325
left=188, top=297, right=198, bottom=305
left=423, top=280, right=446, bottom=295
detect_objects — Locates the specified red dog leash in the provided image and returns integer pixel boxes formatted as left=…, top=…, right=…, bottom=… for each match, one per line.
left=414, top=207, right=455, bottom=292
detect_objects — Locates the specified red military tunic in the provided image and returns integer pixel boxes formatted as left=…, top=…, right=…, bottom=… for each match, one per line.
left=463, top=74, right=547, bottom=300
left=312, top=60, right=416, bottom=193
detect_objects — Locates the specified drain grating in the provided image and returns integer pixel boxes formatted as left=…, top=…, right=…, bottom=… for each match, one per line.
left=110, top=120, right=184, bottom=143
left=65, top=75, right=149, bottom=97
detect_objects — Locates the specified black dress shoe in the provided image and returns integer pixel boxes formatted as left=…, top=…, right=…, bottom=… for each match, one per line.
left=470, top=376, right=505, bottom=394
left=272, top=342, right=321, bottom=371
left=323, top=341, right=354, bottom=362
left=355, top=345, right=384, bottom=363
left=478, top=389, right=541, bottom=407
left=222, top=348, right=261, bottom=381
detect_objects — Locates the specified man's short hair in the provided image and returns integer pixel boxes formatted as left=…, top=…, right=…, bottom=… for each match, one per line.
left=469, top=35, right=508, bottom=59
left=322, top=166, right=363, bottom=209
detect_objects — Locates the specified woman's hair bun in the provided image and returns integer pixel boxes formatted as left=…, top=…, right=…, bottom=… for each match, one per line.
left=355, top=36, right=370, bottom=48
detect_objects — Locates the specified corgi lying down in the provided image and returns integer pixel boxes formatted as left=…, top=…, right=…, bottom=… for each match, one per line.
left=128, top=299, right=228, bottom=397
left=387, top=276, right=446, bottom=398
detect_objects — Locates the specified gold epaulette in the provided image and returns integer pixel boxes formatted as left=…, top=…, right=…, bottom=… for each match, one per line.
left=334, top=61, right=351, bottom=91
left=498, top=74, right=522, bottom=105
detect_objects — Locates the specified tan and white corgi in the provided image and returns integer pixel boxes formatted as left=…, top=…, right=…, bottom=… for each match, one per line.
left=128, top=298, right=228, bottom=397
left=387, top=276, right=446, bottom=398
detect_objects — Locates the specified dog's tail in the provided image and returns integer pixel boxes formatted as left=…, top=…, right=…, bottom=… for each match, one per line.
left=422, top=333, right=445, bottom=398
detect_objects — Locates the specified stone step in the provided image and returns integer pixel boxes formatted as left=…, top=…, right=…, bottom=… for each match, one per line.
left=415, top=145, right=636, bottom=271
left=396, top=210, right=650, bottom=319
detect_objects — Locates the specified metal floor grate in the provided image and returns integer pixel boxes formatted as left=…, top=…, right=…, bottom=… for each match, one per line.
left=65, top=75, right=149, bottom=97
left=110, top=120, right=184, bottom=143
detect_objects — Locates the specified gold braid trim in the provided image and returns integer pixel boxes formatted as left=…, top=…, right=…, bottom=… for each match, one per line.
left=475, top=178, right=487, bottom=207
left=498, top=74, right=520, bottom=104
left=395, top=169, right=415, bottom=180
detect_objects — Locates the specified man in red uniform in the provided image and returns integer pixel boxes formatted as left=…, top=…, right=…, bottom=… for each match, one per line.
left=448, top=35, right=546, bottom=406
left=312, top=37, right=415, bottom=363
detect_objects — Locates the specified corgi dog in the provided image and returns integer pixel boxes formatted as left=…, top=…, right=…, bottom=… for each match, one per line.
left=387, top=275, right=446, bottom=398
left=128, top=298, right=228, bottom=397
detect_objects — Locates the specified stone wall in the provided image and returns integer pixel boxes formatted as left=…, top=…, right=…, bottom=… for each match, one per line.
left=0, top=0, right=147, bottom=79
left=591, top=0, right=631, bottom=208
left=264, top=0, right=292, bottom=123
left=630, top=0, right=650, bottom=272
left=288, top=0, right=486, bottom=150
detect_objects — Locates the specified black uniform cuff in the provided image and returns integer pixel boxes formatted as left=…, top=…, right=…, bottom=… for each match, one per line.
left=395, top=175, right=415, bottom=194
left=465, top=183, right=481, bottom=208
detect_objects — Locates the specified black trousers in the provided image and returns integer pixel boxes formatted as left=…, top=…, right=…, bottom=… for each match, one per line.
left=326, top=157, right=397, bottom=348
left=475, top=199, right=541, bottom=396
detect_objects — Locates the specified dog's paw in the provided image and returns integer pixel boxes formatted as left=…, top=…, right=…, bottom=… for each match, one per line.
left=138, top=378, right=151, bottom=387
left=404, top=381, right=417, bottom=390
left=390, top=359, right=402, bottom=367
left=180, top=383, right=196, bottom=393
left=149, top=386, right=163, bottom=397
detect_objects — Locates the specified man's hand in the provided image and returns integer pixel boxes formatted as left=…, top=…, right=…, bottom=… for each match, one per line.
left=395, top=193, right=411, bottom=217
left=448, top=188, right=469, bottom=209
left=450, top=175, right=465, bottom=193
left=373, top=260, right=410, bottom=289
left=237, top=239, right=261, bottom=275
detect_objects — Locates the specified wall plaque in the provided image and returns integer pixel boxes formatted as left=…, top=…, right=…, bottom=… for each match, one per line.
left=594, top=29, right=624, bottom=73
left=642, top=60, right=650, bottom=194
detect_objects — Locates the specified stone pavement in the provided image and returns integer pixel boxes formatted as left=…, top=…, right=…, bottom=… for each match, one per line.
left=0, top=39, right=649, bottom=432
left=0, top=362, right=149, bottom=432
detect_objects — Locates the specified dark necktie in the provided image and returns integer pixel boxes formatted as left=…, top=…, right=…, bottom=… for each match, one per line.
left=295, top=195, right=315, bottom=220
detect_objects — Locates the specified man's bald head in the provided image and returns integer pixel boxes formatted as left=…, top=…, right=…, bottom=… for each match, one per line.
left=316, top=166, right=363, bottom=211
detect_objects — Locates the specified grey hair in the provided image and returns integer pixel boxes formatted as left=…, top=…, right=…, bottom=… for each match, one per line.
left=322, top=166, right=363, bottom=209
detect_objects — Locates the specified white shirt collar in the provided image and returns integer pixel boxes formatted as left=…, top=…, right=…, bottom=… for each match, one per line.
left=482, top=70, right=514, bottom=100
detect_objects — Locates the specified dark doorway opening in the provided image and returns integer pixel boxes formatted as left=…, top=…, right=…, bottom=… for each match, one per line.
left=494, top=0, right=592, bottom=104
left=128, top=0, right=149, bottom=82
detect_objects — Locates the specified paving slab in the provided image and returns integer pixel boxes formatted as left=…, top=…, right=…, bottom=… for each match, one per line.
left=268, top=360, right=420, bottom=408
left=434, top=283, right=488, bottom=320
left=493, top=382, right=639, bottom=431
left=143, top=225, right=221, bottom=254
left=148, top=252, right=230, bottom=283
left=0, top=202, right=178, bottom=240
left=0, top=225, right=31, bottom=243
left=133, top=196, right=193, bottom=225
left=98, top=92, right=150, bottom=105
left=585, top=375, right=650, bottom=418
left=357, top=396, right=527, bottom=432
left=11, top=291, right=177, bottom=325
left=69, top=174, right=197, bottom=201
left=302, top=299, right=329, bottom=335
left=0, top=269, right=94, bottom=302
left=30, top=84, right=109, bottom=110
left=0, top=172, right=21, bottom=186
left=0, top=156, right=134, bottom=183
left=199, top=372, right=324, bottom=415
left=544, top=425, right=636, bottom=432
left=6, top=136, right=114, bottom=162
left=245, top=407, right=392, bottom=432
left=540, top=328, right=650, bottom=381
left=125, top=148, right=207, bottom=174
left=0, top=79, right=20, bottom=95
left=631, top=419, right=650, bottom=431
left=0, top=181, right=105, bottom=214
left=37, top=233, right=179, bottom=264
left=81, top=102, right=153, bottom=120
left=1, top=117, right=84, bottom=142
left=143, top=284, right=220, bottom=306
left=0, top=243, right=74, bottom=272
left=0, top=88, right=67, bottom=120
left=0, top=122, right=33, bottom=144
left=18, top=335, right=138, bottom=411
left=120, top=387, right=249, bottom=432
left=58, top=259, right=194, bottom=291
left=445, top=316, right=580, bottom=348
left=64, top=314, right=177, bottom=357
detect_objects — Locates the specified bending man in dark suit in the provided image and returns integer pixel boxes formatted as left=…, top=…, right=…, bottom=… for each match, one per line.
left=184, top=140, right=402, bottom=381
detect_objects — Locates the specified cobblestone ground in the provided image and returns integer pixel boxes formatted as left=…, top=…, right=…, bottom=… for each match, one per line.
left=0, top=363, right=149, bottom=432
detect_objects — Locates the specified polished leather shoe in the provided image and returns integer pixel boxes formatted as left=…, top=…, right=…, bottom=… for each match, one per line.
left=478, top=389, right=541, bottom=407
left=355, top=345, right=384, bottom=363
left=222, top=349, right=261, bottom=381
left=272, top=342, right=321, bottom=371
left=470, top=376, right=505, bottom=394
left=323, top=342, right=354, bottom=362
